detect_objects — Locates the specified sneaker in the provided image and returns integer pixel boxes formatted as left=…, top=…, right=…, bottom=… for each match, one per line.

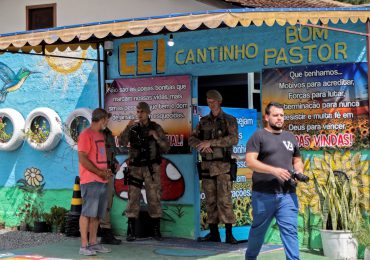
left=89, top=243, right=112, bottom=253
left=79, top=246, right=97, bottom=256
left=101, top=234, right=122, bottom=245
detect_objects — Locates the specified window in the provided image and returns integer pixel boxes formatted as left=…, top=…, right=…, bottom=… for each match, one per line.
left=26, top=4, right=56, bottom=31
left=198, top=73, right=261, bottom=111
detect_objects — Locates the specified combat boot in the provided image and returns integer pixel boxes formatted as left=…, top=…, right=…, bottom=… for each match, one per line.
left=152, top=218, right=163, bottom=241
left=126, top=218, right=136, bottom=242
left=225, top=223, right=238, bottom=244
left=100, top=228, right=122, bottom=245
left=198, top=224, right=221, bottom=242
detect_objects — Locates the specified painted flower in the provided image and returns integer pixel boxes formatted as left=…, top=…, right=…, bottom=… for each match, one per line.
left=235, top=209, right=243, bottom=220
left=235, top=198, right=242, bottom=207
left=24, top=167, right=44, bottom=187
left=297, top=151, right=369, bottom=214
left=200, top=211, right=208, bottom=230
left=243, top=197, right=251, bottom=210
left=295, top=158, right=321, bottom=214
left=248, top=207, right=253, bottom=221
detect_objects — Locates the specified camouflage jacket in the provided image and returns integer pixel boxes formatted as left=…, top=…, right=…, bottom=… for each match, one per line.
left=189, top=110, right=238, bottom=175
left=119, top=120, right=170, bottom=164
left=102, top=127, right=119, bottom=173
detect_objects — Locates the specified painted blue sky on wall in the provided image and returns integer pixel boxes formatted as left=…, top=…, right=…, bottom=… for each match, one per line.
left=0, top=46, right=100, bottom=189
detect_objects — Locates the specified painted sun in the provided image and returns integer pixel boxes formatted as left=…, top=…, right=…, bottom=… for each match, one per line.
left=42, top=45, right=94, bottom=92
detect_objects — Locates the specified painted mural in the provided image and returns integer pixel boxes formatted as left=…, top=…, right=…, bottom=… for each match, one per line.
left=114, top=158, right=185, bottom=202
left=262, top=62, right=369, bottom=149
left=261, top=62, right=369, bottom=249
left=0, top=16, right=369, bottom=249
left=108, top=21, right=369, bottom=247
left=0, top=45, right=198, bottom=239
left=0, top=45, right=100, bottom=228
left=0, top=62, right=35, bottom=102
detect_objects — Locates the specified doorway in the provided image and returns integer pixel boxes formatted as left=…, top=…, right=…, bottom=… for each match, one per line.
left=197, top=73, right=261, bottom=111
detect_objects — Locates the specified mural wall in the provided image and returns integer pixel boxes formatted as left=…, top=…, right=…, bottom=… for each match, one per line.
left=0, top=18, right=368, bottom=245
left=108, top=20, right=369, bottom=245
left=0, top=46, right=100, bottom=227
left=261, top=63, right=369, bottom=249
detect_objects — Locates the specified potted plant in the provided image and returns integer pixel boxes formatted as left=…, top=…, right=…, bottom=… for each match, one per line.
left=43, top=212, right=53, bottom=230
left=48, top=206, right=68, bottom=233
left=312, top=151, right=363, bottom=259
left=24, top=119, right=50, bottom=144
left=16, top=198, right=48, bottom=232
left=31, top=201, right=49, bottom=233
left=353, top=221, right=370, bottom=260
left=0, top=117, right=11, bottom=142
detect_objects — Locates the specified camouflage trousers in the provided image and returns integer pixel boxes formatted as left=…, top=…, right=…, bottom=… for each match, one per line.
left=125, top=164, right=162, bottom=218
left=100, top=175, right=114, bottom=229
left=202, top=173, right=236, bottom=224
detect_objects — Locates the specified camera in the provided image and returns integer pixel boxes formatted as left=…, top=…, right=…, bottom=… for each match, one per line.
left=288, top=170, right=309, bottom=183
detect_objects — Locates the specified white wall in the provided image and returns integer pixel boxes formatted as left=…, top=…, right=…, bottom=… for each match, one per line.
left=0, top=0, right=228, bottom=34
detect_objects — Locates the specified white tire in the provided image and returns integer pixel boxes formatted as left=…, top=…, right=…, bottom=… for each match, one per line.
left=25, top=107, right=63, bottom=151
left=0, top=108, right=25, bottom=151
left=64, top=108, right=92, bottom=150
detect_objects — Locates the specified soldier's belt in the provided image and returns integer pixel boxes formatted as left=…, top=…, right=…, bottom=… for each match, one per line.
left=130, top=158, right=161, bottom=167
left=201, top=174, right=216, bottom=180
left=197, top=166, right=216, bottom=180
left=127, top=175, right=144, bottom=189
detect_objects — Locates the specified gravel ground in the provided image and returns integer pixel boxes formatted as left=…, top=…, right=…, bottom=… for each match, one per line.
left=0, top=229, right=73, bottom=251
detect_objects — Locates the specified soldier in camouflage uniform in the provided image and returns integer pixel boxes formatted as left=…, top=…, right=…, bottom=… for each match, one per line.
left=189, top=90, right=238, bottom=244
left=119, top=102, right=170, bottom=242
left=99, top=127, right=122, bottom=245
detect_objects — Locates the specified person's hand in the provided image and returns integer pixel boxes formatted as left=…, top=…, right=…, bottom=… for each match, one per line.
left=196, top=140, right=213, bottom=153
left=127, top=120, right=136, bottom=127
left=273, top=168, right=291, bottom=182
left=114, top=162, right=120, bottom=173
left=148, top=130, right=159, bottom=140
left=98, top=169, right=113, bottom=180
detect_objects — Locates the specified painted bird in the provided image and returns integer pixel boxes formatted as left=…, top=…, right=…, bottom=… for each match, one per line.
left=0, top=62, right=35, bottom=102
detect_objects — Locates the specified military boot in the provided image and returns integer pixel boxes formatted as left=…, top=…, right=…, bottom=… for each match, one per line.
left=100, top=228, right=122, bottom=245
left=126, top=218, right=136, bottom=242
left=152, top=218, right=163, bottom=241
left=198, top=224, right=221, bottom=242
left=225, top=223, right=238, bottom=244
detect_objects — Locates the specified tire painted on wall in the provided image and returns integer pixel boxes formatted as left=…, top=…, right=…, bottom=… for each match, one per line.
left=0, top=108, right=25, bottom=151
left=25, top=107, right=63, bottom=151
left=64, top=108, right=92, bottom=150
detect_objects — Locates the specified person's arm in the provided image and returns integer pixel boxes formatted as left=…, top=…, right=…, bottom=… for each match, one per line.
left=78, top=151, right=111, bottom=180
left=119, top=120, right=135, bottom=147
left=188, top=123, right=202, bottom=148
left=293, top=156, right=304, bottom=173
left=149, top=124, right=170, bottom=153
left=189, top=122, right=214, bottom=153
left=196, top=116, right=238, bottom=152
left=209, top=116, right=238, bottom=147
left=246, top=152, right=291, bottom=182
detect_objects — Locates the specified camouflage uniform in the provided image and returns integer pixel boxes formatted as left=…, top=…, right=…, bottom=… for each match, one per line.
left=189, top=110, right=238, bottom=224
left=101, top=127, right=118, bottom=229
left=100, top=128, right=122, bottom=244
left=120, top=120, right=169, bottom=218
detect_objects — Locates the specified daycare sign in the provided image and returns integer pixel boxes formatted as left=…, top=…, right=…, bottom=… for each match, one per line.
left=262, top=62, right=369, bottom=149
